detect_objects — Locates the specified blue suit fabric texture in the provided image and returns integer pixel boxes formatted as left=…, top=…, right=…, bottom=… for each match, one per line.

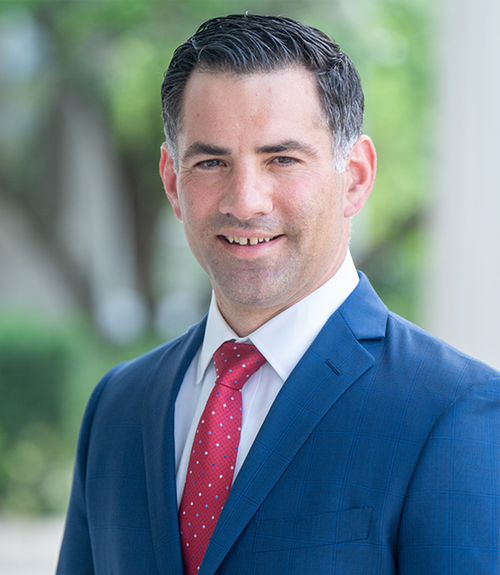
left=57, top=274, right=500, bottom=575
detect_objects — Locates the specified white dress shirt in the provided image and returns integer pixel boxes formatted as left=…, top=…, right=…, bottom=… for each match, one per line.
left=174, top=251, right=359, bottom=506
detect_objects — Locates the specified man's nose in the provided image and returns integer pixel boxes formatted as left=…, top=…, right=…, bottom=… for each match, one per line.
left=218, top=165, right=273, bottom=220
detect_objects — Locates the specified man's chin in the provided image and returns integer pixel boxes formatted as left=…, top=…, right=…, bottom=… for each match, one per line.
left=211, top=270, right=310, bottom=325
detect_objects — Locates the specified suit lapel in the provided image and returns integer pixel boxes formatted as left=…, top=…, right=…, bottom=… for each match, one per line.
left=200, top=275, right=388, bottom=575
left=141, top=318, right=207, bottom=575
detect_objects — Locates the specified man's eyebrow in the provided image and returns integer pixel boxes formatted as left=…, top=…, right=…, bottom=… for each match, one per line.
left=255, top=140, right=317, bottom=156
left=182, top=142, right=230, bottom=162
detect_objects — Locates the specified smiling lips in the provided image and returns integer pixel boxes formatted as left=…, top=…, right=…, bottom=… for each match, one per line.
left=224, top=235, right=279, bottom=245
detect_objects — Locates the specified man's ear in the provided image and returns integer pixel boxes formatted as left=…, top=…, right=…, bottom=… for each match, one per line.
left=343, top=135, right=377, bottom=218
left=159, top=143, right=183, bottom=222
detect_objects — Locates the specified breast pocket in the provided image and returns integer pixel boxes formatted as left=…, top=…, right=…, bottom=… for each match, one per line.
left=252, top=507, right=372, bottom=553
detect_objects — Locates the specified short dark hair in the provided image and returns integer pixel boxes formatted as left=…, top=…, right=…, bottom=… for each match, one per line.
left=161, top=13, right=364, bottom=171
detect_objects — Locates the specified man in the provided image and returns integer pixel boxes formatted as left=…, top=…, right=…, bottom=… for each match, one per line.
left=57, top=14, right=499, bottom=575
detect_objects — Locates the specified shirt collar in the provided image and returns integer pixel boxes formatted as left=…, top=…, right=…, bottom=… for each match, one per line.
left=196, top=251, right=359, bottom=384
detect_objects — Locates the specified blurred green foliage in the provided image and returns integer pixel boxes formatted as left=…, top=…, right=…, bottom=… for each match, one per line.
left=0, top=318, right=70, bottom=514
left=0, top=314, right=163, bottom=515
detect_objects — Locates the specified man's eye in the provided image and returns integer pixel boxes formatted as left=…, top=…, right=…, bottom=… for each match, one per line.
left=273, top=156, right=297, bottom=165
left=197, top=159, right=223, bottom=168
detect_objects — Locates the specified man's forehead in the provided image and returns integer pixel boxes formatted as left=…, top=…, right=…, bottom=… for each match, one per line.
left=178, top=67, right=327, bottom=138
left=180, top=66, right=320, bottom=111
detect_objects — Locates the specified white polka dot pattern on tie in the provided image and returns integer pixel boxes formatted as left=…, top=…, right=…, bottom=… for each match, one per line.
left=179, top=341, right=267, bottom=575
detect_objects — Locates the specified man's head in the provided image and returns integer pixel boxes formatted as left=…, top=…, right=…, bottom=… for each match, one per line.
left=161, top=13, right=364, bottom=172
left=159, top=15, right=376, bottom=336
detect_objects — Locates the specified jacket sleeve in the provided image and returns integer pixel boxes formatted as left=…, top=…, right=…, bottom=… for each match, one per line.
left=397, top=376, right=500, bottom=574
left=56, top=367, right=120, bottom=575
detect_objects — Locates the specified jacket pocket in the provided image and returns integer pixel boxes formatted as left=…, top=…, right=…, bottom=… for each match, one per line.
left=252, top=507, right=372, bottom=553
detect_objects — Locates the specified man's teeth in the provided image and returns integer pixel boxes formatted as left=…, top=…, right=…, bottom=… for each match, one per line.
left=225, top=236, right=272, bottom=245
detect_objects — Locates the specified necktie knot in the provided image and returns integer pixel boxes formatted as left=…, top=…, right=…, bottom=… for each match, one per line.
left=213, top=341, right=267, bottom=391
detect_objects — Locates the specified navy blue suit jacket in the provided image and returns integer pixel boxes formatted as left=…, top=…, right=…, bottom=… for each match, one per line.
left=57, top=274, right=499, bottom=574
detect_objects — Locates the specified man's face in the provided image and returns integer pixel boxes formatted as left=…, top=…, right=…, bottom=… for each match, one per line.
left=161, top=68, right=371, bottom=333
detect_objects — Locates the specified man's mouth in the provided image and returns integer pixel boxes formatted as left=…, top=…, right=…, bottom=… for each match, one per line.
left=224, top=235, right=279, bottom=245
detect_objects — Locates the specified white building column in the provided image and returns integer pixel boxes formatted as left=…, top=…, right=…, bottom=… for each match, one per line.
left=426, top=0, right=500, bottom=369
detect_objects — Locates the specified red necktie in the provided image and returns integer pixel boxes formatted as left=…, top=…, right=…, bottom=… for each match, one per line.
left=179, top=341, right=267, bottom=575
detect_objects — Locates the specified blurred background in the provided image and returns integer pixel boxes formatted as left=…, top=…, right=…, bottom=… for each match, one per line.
left=0, top=0, right=499, bottom=572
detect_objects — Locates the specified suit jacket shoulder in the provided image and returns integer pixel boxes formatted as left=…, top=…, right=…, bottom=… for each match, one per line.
left=339, top=272, right=500, bottom=403
left=93, top=315, right=207, bottom=415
